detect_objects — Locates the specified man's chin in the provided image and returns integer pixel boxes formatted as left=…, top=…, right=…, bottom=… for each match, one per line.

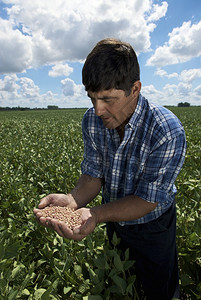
left=102, top=118, right=115, bottom=129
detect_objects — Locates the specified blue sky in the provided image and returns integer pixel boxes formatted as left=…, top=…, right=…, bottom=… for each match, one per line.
left=0, top=0, right=201, bottom=108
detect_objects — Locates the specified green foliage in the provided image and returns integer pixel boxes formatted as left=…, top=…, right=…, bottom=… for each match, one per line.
left=0, top=107, right=200, bottom=299
left=168, top=106, right=201, bottom=299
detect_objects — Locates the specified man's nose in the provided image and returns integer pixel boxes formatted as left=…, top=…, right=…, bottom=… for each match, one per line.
left=94, top=100, right=106, bottom=116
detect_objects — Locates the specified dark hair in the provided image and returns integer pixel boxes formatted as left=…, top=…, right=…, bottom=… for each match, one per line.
left=82, top=38, right=140, bottom=96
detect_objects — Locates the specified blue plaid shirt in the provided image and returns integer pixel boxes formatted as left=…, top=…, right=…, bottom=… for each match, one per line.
left=81, top=94, right=186, bottom=225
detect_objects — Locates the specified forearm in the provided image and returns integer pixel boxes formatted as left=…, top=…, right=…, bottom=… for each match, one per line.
left=69, top=174, right=103, bottom=208
left=91, top=195, right=157, bottom=223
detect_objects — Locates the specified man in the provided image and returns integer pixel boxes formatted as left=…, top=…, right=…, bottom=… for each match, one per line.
left=34, top=38, right=186, bottom=299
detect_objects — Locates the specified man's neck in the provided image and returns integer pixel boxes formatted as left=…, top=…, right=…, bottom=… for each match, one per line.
left=116, top=116, right=131, bottom=141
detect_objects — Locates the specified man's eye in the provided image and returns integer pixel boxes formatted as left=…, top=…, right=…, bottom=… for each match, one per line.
left=104, top=99, right=112, bottom=103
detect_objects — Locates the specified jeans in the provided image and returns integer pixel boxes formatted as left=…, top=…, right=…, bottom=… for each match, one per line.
left=106, top=202, right=180, bottom=300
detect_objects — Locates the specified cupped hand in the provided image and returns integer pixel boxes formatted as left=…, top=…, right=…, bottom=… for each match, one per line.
left=33, top=193, right=77, bottom=227
left=37, top=207, right=97, bottom=241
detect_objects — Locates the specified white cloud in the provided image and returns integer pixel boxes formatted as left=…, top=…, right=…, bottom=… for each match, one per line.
left=0, top=19, right=32, bottom=74
left=179, top=68, right=201, bottom=83
left=147, top=20, right=201, bottom=67
left=0, top=74, right=19, bottom=93
left=155, top=67, right=201, bottom=84
left=177, top=82, right=192, bottom=96
left=19, top=77, right=40, bottom=98
left=0, top=74, right=89, bottom=108
left=48, top=63, right=73, bottom=78
left=61, top=77, right=85, bottom=98
left=0, top=74, right=20, bottom=105
left=61, top=78, right=76, bottom=97
left=142, top=82, right=201, bottom=106
left=155, top=68, right=178, bottom=79
left=0, top=0, right=168, bottom=73
left=146, top=1, right=168, bottom=22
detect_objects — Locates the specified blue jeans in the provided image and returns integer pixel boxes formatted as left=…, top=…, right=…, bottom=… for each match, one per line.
left=106, top=202, right=180, bottom=300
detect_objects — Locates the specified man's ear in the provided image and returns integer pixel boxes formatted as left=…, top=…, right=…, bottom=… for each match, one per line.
left=132, top=81, right=141, bottom=95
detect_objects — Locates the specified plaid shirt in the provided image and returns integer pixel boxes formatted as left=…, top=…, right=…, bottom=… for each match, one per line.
left=81, top=94, right=186, bottom=225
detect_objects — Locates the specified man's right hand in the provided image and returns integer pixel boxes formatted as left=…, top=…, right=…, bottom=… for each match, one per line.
left=33, top=193, right=77, bottom=227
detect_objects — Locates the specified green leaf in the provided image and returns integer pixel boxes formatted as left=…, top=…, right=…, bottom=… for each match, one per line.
left=74, top=264, right=82, bottom=277
left=180, top=274, right=194, bottom=286
left=8, top=290, right=18, bottom=300
left=34, top=289, right=47, bottom=300
left=111, top=275, right=127, bottom=294
left=0, top=278, right=7, bottom=289
left=94, top=257, right=109, bottom=270
left=4, top=241, right=21, bottom=259
left=11, top=263, right=25, bottom=279
left=78, top=280, right=90, bottom=294
left=91, top=280, right=104, bottom=295
left=0, top=243, right=5, bottom=260
left=88, top=268, right=99, bottom=284
left=21, top=289, right=30, bottom=296
left=124, top=260, right=135, bottom=270
left=63, top=286, right=73, bottom=294
left=124, top=248, right=129, bottom=261
left=114, top=254, right=124, bottom=272
left=111, top=232, right=120, bottom=246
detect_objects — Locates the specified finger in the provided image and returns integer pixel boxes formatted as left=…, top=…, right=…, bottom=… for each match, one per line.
left=38, top=216, right=51, bottom=227
left=56, top=222, right=85, bottom=241
left=33, top=210, right=44, bottom=224
left=76, top=217, right=94, bottom=236
left=38, top=196, right=51, bottom=209
left=33, top=208, right=42, bottom=215
left=49, top=219, right=67, bottom=237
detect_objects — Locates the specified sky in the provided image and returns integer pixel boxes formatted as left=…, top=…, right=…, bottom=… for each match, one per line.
left=0, top=0, right=201, bottom=108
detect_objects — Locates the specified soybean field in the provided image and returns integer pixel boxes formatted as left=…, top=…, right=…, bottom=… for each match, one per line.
left=0, top=107, right=200, bottom=299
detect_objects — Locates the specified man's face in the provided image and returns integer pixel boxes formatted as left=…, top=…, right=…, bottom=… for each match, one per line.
left=87, top=86, right=139, bottom=129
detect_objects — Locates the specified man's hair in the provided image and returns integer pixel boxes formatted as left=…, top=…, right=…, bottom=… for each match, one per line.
left=82, top=38, right=140, bottom=96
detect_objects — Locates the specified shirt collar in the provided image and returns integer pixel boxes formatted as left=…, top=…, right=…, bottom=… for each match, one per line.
left=126, top=94, right=145, bottom=129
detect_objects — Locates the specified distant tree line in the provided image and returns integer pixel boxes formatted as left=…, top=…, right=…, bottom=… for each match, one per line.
left=0, top=106, right=87, bottom=111
left=0, top=102, right=194, bottom=111
left=177, top=102, right=190, bottom=107
left=0, top=106, right=58, bottom=111
left=47, top=105, right=59, bottom=110
left=0, top=106, right=31, bottom=111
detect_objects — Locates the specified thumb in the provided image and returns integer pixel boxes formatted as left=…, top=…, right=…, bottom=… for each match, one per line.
left=75, top=217, right=96, bottom=236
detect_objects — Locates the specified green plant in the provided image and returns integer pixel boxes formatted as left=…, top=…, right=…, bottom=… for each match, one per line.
left=0, top=107, right=200, bottom=299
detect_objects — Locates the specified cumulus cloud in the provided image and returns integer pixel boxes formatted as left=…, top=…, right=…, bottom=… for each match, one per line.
left=141, top=82, right=201, bottom=106
left=0, top=0, right=168, bottom=73
left=0, top=74, right=89, bottom=108
left=0, top=74, right=19, bottom=93
left=48, top=63, right=73, bottom=78
left=155, top=68, right=178, bottom=79
left=146, top=1, right=168, bottom=22
left=155, top=67, right=201, bottom=84
left=0, top=19, right=32, bottom=74
left=147, top=20, right=201, bottom=67
left=61, top=77, right=84, bottom=98
left=61, top=78, right=75, bottom=97
left=179, top=68, right=201, bottom=83
left=19, top=77, right=40, bottom=98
